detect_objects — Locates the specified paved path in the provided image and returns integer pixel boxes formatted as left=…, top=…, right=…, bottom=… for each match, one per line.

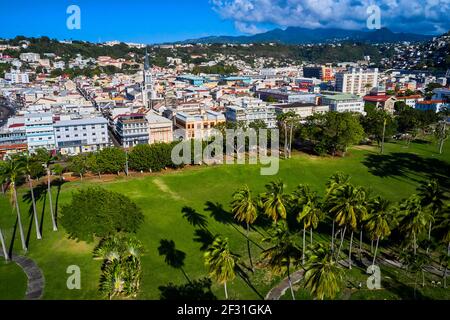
left=1, top=253, right=45, bottom=300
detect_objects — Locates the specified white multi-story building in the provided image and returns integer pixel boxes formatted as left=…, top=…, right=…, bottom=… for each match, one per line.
left=4, top=70, right=29, bottom=84
left=225, top=98, right=277, bottom=128
left=25, top=113, right=56, bottom=153
left=54, top=117, right=110, bottom=155
left=321, top=93, right=365, bottom=114
left=19, top=52, right=40, bottom=62
left=335, top=68, right=379, bottom=96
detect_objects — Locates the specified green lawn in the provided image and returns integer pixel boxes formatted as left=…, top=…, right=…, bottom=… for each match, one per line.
left=0, top=139, right=449, bottom=300
left=0, top=261, right=27, bottom=300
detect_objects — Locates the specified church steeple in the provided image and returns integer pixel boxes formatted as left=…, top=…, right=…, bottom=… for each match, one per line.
left=144, top=48, right=150, bottom=71
left=142, top=47, right=156, bottom=108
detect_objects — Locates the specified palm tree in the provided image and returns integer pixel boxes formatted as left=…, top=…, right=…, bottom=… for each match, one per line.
left=0, top=157, right=27, bottom=252
left=325, top=172, right=351, bottom=252
left=204, top=236, right=239, bottom=300
left=417, top=180, right=446, bottom=248
left=292, top=185, right=323, bottom=265
left=399, top=195, right=431, bottom=255
left=0, top=227, right=9, bottom=261
left=20, top=153, right=42, bottom=240
left=327, top=184, right=367, bottom=268
left=304, top=243, right=343, bottom=300
left=261, top=222, right=301, bottom=300
left=260, top=180, right=287, bottom=223
left=365, top=197, right=394, bottom=267
left=34, top=149, right=57, bottom=231
left=277, top=113, right=289, bottom=159
left=231, top=185, right=258, bottom=271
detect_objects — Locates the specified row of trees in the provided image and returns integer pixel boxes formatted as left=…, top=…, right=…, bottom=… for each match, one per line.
left=203, top=174, right=449, bottom=300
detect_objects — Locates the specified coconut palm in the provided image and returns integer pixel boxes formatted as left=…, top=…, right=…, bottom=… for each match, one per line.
left=304, top=243, right=343, bottom=300
left=277, top=113, right=289, bottom=159
left=365, top=197, right=395, bottom=267
left=324, top=172, right=351, bottom=252
left=417, top=180, right=447, bottom=247
left=231, top=185, right=258, bottom=271
left=20, top=153, right=42, bottom=240
left=34, top=148, right=57, bottom=231
left=260, top=180, right=287, bottom=223
left=0, top=157, right=27, bottom=252
left=0, top=227, right=9, bottom=261
left=204, top=236, right=239, bottom=300
left=327, top=184, right=367, bottom=267
left=399, top=195, right=431, bottom=255
left=292, top=185, right=323, bottom=265
left=261, top=222, right=301, bottom=300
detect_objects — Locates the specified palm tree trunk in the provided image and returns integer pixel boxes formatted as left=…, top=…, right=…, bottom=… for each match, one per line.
left=336, top=226, right=347, bottom=260
left=302, top=225, right=306, bottom=265
left=331, top=221, right=335, bottom=253
left=287, top=263, right=295, bottom=300
left=359, top=230, right=363, bottom=262
left=310, top=228, right=313, bottom=245
left=0, top=228, right=9, bottom=261
left=284, top=123, right=288, bottom=159
left=413, top=231, right=417, bottom=255
left=372, top=237, right=380, bottom=267
left=422, top=269, right=425, bottom=287
left=444, top=266, right=447, bottom=289
left=14, top=187, right=27, bottom=252
left=427, top=221, right=432, bottom=253
left=289, top=123, right=293, bottom=158
left=348, top=231, right=354, bottom=269
left=28, top=176, right=41, bottom=240
left=224, top=282, right=228, bottom=300
left=47, top=169, right=57, bottom=231
left=371, top=239, right=374, bottom=253
left=246, top=223, right=254, bottom=272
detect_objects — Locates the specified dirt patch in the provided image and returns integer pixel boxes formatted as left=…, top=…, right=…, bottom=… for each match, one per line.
left=153, top=178, right=183, bottom=201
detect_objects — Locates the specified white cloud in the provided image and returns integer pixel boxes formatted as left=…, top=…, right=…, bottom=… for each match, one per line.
left=235, top=21, right=267, bottom=34
left=210, top=0, right=450, bottom=34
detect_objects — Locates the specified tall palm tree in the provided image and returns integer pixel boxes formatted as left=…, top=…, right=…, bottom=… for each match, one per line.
left=292, top=185, right=323, bottom=265
left=0, top=157, right=27, bottom=251
left=417, top=180, right=446, bottom=247
left=304, top=243, right=343, bottom=300
left=260, top=180, right=287, bottom=223
left=327, top=184, right=366, bottom=268
left=204, top=236, right=239, bottom=300
left=261, top=222, right=301, bottom=300
left=365, top=197, right=394, bottom=267
left=399, top=195, right=431, bottom=255
left=277, top=113, right=289, bottom=159
left=0, top=227, right=9, bottom=261
left=231, top=185, right=258, bottom=271
left=325, top=172, right=351, bottom=252
left=20, top=153, right=42, bottom=240
left=34, top=149, right=57, bottom=231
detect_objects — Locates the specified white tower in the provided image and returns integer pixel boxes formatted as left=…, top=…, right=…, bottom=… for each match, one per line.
left=142, top=49, right=156, bottom=108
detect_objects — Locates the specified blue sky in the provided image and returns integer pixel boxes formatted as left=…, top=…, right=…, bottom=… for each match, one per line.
left=0, top=0, right=448, bottom=43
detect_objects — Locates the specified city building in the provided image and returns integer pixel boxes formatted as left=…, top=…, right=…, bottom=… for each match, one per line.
left=115, top=114, right=149, bottom=148
left=256, top=89, right=317, bottom=104
left=321, top=93, right=365, bottom=114
left=174, top=110, right=225, bottom=140
left=274, top=103, right=330, bottom=119
left=225, top=99, right=277, bottom=128
left=19, top=52, right=40, bottom=62
left=363, top=95, right=397, bottom=114
left=395, top=95, right=424, bottom=108
left=335, top=68, right=379, bottom=96
left=0, top=129, right=27, bottom=159
left=54, top=117, right=109, bottom=155
left=303, top=65, right=334, bottom=81
left=4, top=70, right=29, bottom=84
left=24, top=112, right=56, bottom=153
left=415, top=100, right=449, bottom=113
left=146, top=112, right=174, bottom=144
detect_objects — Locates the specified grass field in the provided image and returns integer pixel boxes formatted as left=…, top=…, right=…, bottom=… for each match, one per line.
left=0, top=139, right=449, bottom=300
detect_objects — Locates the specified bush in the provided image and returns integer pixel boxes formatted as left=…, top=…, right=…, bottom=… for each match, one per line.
left=60, top=187, right=144, bottom=242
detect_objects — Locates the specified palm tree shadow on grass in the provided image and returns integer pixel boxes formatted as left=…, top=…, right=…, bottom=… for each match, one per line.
left=193, top=228, right=216, bottom=252
left=381, top=267, right=431, bottom=300
left=181, top=206, right=208, bottom=230
left=158, top=239, right=191, bottom=284
left=8, top=217, right=18, bottom=258
left=53, top=179, right=67, bottom=222
left=23, top=183, right=47, bottom=235
left=235, top=263, right=264, bottom=300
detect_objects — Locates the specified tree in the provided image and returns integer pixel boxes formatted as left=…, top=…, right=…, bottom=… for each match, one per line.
left=292, top=185, right=323, bottom=265
left=0, top=157, right=27, bottom=251
left=304, top=243, right=343, bottom=300
left=204, top=236, right=239, bottom=300
left=19, top=153, right=43, bottom=240
left=361, top=109, right=397, bottom=153
left=94, top=235, right=143, bottom=299
left=365, top=197, right=394, bottom=266
left=327, top=184, right=367, bottom=268
left=231, top=185, right=258, bottom=271
left=69, top=154, right=89, bottom=180
left=261, top=222, right=301, bottom=300
left=435, top=121, right=448, bottom=155
left=95, top=147, right=126, bottom=175
left=60, top=187, right=144, bottom=242
left=260, top=180, right=287, bottom=223
left=33, top=148, right=58, bottom=231
left=399, top=196, right=431, bottom=255
left=158, top=239, right=190, bottom=283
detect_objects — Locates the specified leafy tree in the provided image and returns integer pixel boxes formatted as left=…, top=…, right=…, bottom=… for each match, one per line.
left=260, top=180, right=288, bottom=222
left=361, top=109, right=397, bottom=150
left=69, top=154, right=89, bottom=180
left=304, top=243, right=343, bottom=300
left=204, top=236, right=239, bottom=300
left=231, top=185, right=258, bottom=271
left=61, top=187, right=144, bottom=242
left=95, top=147, right=126, bottom=175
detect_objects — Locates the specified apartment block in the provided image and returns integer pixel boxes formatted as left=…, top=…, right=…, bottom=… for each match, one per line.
left=335, top=68, right=379, bottom=96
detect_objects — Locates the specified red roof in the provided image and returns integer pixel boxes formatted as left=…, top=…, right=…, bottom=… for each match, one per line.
left=9, top=123, right=25, bottom=128
left=363, top=95, right=392, bottom=102
left=416, top=100, right=444, bottom=105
